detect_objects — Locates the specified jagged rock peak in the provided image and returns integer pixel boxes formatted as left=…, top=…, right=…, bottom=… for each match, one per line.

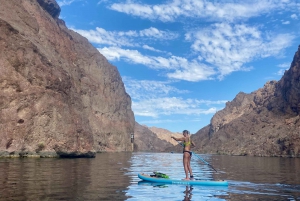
left=277, top=45, right=300, bottom=115
left=37, top=0, right=60, bottom=18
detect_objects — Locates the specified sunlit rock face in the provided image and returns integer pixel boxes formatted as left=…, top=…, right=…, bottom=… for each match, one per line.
left=193, top=46, right=300, bottom=157
left=0, top=0, right=134, bottom=158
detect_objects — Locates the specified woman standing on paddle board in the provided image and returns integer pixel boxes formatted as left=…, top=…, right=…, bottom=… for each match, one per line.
left=171, top=130, right=195, bottom=180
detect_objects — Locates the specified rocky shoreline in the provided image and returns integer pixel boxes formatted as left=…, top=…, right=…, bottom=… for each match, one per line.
left=0, top=150, right=96, bottom=158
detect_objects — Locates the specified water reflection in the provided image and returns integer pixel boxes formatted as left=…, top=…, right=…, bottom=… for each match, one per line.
left=211, top=155, right=300, bottom=184
left=0, top=158, right=93, bottom=200
left=136, top=182, right=195, bottom=201
left=183, top=186, right=193, bottom=201
left=0, top=152, right=132, bottom=201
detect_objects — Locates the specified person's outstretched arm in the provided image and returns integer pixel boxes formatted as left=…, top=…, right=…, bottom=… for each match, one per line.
left=171, top=136, right=185, bottom=141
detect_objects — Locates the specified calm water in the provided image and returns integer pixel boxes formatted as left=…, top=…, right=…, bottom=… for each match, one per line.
left=0, top=152, right=299, bottom=201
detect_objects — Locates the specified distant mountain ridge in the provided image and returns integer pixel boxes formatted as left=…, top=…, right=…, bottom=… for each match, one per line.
left=147, top=126, right=182, bottom=145
left=133, top=122, right=174, bottom=151
left=193, top=45, right=300, bottom=157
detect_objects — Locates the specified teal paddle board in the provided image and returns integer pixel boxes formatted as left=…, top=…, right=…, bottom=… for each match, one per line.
left=138, top=173, right=228, bottom=186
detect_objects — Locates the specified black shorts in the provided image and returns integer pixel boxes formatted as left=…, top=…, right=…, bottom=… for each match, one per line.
left=183, top=150, right=192, bottom=156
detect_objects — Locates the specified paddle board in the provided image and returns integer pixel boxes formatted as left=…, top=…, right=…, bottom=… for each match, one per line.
left=138, top=173, right=228, bottom=186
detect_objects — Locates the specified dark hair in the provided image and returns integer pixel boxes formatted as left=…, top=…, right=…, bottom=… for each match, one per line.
left=183, top=130, right=190, bottom=134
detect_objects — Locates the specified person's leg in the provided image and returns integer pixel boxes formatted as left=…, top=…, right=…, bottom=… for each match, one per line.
left=183, top=152, right=189, bottom=180
left=187, top=153, right=193, bottom=179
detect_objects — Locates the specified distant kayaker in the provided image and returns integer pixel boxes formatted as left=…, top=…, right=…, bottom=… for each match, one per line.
left=171, top=130, right=195, bottom=180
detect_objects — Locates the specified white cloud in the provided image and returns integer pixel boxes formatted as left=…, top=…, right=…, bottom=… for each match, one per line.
left=78, top=22, right=294, bottom=82
left=276, top=62, right=290, bottom=75
left=142, top=45, right=163, bottom=52
left=282, top=21, right=290, bottom=24
left=166, top=63, right=216, bottom=82
left=291, top=14, right=298, bottom=19
left=72, top=27, right=178, bottom=47
left=275, top=61, right=291, bottom=76
left=185, top=23, right=295, bottom=78
left=98, top=46, right=216, bottom=81
left=122, top=77, right=227, bottom=117
left=139, top=27, right=179, bottom=40
left=71, top=3, right=295, bottom=83
left=73, top=27, right=135, bottom=47
left=109, top=0, right=296, bottom=22
left=57, top=0, right=76, bottom=6
left=97, top=0, right=108, bottom=5
left=99, top=46, right=154, bottom=65
left=122, top=77, right=188, bottom=100
left=132, top=97, right=221, bottom=117
left=140, top=118, right=203, bottom=124
left=139, top=119, right=186, bottom=124
left=276, top=68, right=287, bottom=76
left=277, top=62, right=290, bottom=68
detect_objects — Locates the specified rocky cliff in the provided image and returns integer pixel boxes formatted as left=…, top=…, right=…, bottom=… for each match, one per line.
left=0, top=0, right=135, bottom=157
left=193, top=46, right=300, bottom=157
left=134, top=122, right=174, bottom=151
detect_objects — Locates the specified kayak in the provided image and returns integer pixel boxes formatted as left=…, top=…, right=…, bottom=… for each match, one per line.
left=138, top=173, right=228, bottom=186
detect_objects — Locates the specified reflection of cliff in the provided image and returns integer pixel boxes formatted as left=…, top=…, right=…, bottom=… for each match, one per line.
left=0, top=157, right=93, bottom=200
left=0, top=153, right=132, bottom=200
left=0, top=0, right=134, bottom=157
left=87, top=153, right=132, bottom=200
left=211, top=155, right=300, bottom=185
left=193, top=46, right=300, bottom=157
left=134, top=122, right=174, bottom=151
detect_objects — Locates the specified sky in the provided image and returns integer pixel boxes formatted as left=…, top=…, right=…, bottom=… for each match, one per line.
left=57, top=0, right=300, bottom=133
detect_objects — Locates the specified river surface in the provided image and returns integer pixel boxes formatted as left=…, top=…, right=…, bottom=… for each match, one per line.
left=0, top=152, right=299, bottom=201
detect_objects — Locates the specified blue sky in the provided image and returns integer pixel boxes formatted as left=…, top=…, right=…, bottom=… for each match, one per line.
left=57, top=0, right=300, bottom=133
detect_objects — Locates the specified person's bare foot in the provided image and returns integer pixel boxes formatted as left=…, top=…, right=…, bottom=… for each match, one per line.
left=182, top=178, right=190, bottom=180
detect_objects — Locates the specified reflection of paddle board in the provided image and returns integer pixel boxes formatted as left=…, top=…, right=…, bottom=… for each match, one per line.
left=138, top=173, right=228, bottom=186
left=138, top=181, right=168, bottom=187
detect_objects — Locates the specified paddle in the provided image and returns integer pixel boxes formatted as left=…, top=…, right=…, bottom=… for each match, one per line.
left=175, top=140, right=218, bottom=172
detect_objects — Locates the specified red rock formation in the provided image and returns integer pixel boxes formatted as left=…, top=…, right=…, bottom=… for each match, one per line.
left=193, top=46, right=300, bottom=157
left=0, top=0, right=134, bottom=157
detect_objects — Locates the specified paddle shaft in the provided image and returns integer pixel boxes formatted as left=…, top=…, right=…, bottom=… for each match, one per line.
left=175, top=140, right=218, bottom=172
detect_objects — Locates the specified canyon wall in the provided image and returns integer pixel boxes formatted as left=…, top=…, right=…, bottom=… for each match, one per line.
left=0, top=0, right=134, bottom=157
